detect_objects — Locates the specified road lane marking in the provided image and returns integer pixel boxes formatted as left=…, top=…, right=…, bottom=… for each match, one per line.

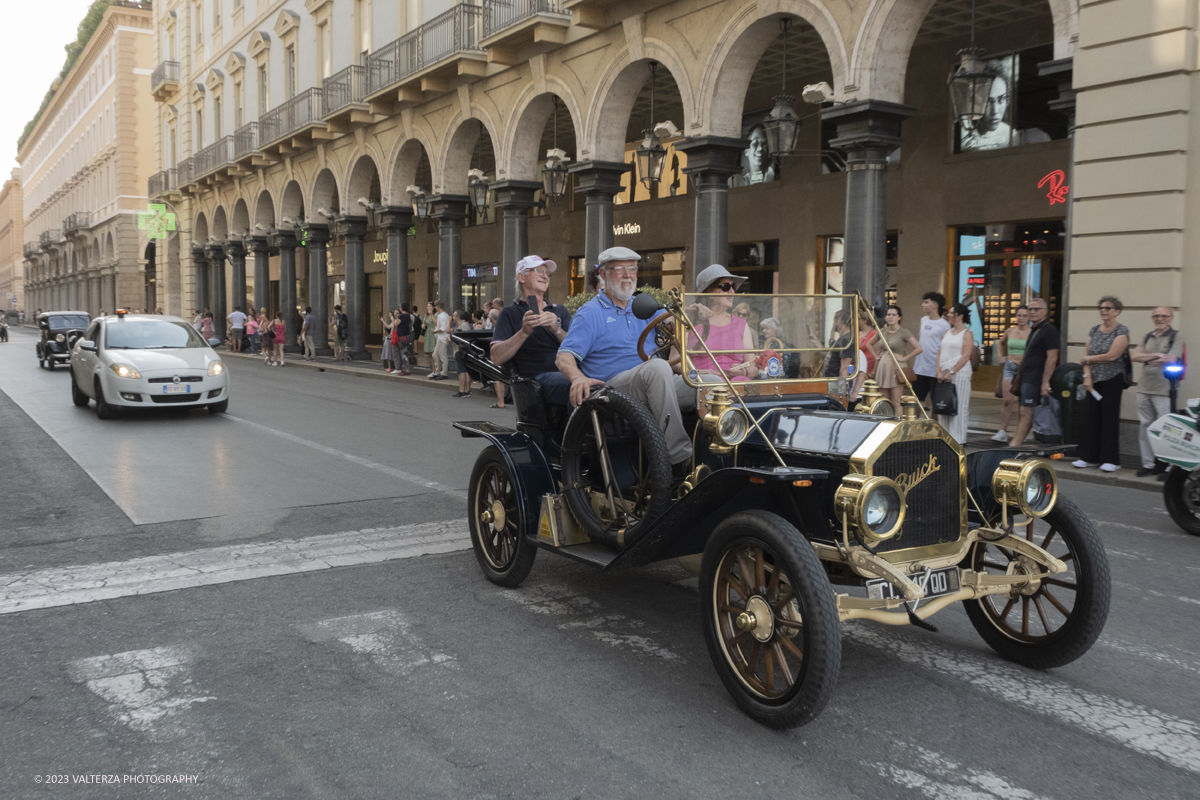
left=296, top=610, right=455, bottom=674
left=1100, top=636, right=1200, bottom=676
left=0, top=520, right=470, bottom=615
left=1095, top=520, right=1181, bottom=538
left=868, top=744, right=1055, bottom=800
left=1113, top=580, right=1200, bottom=608
left=225, top=414, right=466, bottom=498
left=67, top=646, right=215, bottom=736
left=845, top=625, right=1200, bottom=775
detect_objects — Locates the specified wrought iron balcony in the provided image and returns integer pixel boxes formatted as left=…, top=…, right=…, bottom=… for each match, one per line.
left=194, top=136, right=235, bottom=178
left=234, top=122, right=259, bottom=160
left=148, top=168, right=178, bottom=197
left=482, top=0, right=569, bottom=39
left=39, top=229, right=63, bottom=247
left=177, top=157, right=194, bottom=187
left=366, top=4, right=483, bottom=96
left=151, top=61, right=181, bottom=100
left=62, top=212, right=91, bottom=235
left=324, top=65, right=367, bottom=117
left=23, top=242, right=40, bottom=259
left=259, top=88, right=325, bottom=148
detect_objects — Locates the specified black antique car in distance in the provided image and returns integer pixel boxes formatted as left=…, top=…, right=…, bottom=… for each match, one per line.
left=37, top=311, right=91, bottom=369
left=453, top=290, right=1110, bottom=729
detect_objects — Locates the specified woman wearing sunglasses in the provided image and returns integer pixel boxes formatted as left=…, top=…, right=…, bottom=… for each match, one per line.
left=684, top=264, right=759, bottom=382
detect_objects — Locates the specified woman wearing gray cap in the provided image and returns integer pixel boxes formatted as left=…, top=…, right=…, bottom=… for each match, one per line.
left=685, top=264, right=759, bottom=381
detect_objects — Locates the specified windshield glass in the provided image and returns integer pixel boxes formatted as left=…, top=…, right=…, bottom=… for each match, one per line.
left=679, top=293, right=860, bottom=387
left=104, top=319, right=209, bottom=350
left=46, top=315, right=90, bottom=330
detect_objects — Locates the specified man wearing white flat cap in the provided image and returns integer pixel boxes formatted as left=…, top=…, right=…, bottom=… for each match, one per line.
left=490, top=255, right=572, bottom=406
left=557, top=246, right=697, bottom=468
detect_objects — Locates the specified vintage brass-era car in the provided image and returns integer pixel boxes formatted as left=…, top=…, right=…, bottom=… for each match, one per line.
left=453, top=291, right=1110, bottom=729
left=37, top=311, right=91, bottom=369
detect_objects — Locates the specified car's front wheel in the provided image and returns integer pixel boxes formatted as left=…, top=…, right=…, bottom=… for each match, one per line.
left=467, top=446, right=537, bottom=587
left=700, top=510, right=841, bottom=729
left=94, top=379, right=117, bottom=420
left=70, top=371, right=90, bottom=407
left=963, top=495, right=1110, bottom=669
left=208, top=399, right=229, bottom=414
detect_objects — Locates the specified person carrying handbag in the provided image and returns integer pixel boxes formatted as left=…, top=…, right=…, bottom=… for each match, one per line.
left=1074, top=296, right=1131, bottom=472
left=935, top=303, right=975, bottom=444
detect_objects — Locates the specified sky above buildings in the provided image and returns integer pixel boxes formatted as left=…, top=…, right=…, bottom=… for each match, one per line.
left=2, top=0, right=98, bottom=172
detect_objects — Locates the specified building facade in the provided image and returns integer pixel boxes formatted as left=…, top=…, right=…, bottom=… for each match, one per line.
left=20, top=2, right=156, bottom=316
left=0, top=169, right=23, bottom=316
left=145, top=0, right=1198, bottom=456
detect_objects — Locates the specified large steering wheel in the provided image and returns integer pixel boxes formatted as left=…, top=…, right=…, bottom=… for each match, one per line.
left=636, top=312, right=681, bottom=367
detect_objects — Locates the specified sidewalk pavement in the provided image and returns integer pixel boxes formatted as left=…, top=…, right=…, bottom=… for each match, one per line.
left=222, top=346, right=476, bottom=393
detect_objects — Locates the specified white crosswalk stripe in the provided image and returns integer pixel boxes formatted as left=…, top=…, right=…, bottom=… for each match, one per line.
left=867, top=744, right=1056, bottom=800
left=296, top=610, right=455, bottom=674
left=0, top=520, right=470, bottom=615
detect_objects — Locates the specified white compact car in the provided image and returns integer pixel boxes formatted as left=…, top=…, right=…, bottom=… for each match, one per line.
left=68, top=311, right=229, bottom=418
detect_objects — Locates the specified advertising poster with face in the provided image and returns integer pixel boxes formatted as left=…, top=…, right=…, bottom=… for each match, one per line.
left=729, top=110, right=781, bottom=187
left=957, top=54, right=1015, bottom=152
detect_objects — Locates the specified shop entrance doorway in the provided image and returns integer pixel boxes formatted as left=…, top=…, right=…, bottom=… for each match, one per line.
left=461, top=263, right=498, bottom=314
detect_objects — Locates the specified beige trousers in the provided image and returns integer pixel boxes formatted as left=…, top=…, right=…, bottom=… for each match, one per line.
left=606, top=358, right=697, bottom=465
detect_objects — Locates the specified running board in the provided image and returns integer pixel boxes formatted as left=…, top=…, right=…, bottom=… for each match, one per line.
left=530, top=538, right=616, bottom=569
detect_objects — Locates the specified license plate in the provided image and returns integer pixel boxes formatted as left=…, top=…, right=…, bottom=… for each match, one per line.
left=162, top=384, right=192, bottom=394
left=867, top=567, right=960, bottom=601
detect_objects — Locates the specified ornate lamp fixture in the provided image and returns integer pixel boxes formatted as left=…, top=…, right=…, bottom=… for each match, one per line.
left=468, top=121, right=491, bottom=212
left=407, top=185, right=430, bottom=220
left=542, top=96, right=570, bottom=201
left=635, top=62, right=667, bottom=191
left=763, top=18, right=802, bottom=159
left=947, top=0, right=996, bottom=126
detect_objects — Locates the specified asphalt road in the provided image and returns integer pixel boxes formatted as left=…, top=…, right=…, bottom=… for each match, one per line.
left=1, top=325, right=1198, bottom=799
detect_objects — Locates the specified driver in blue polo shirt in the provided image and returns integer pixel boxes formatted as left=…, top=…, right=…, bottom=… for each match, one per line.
left=556, top=246, right=697, bottom=468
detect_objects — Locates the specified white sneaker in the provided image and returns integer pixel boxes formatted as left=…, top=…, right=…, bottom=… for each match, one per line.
left=1072, top=460, right=1098, bottom=469
left=1100, top=463, right=1120, bottom=472
left=990, top=430, right=1009, bottom=443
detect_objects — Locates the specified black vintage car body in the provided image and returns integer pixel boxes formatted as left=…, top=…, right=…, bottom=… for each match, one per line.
left=37, top=311, right=91, bottom=369
left=453, top=291, right=1110, bottom=728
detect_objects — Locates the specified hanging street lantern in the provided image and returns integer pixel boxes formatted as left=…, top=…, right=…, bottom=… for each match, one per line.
left=468, top=168, right=490, bottom=211
left=635, top=62, right=667, bottom=190
left=763, top=19, right=802, bottom=159
left=947, top=0, right=994, bottom=126
left=542, top=96, right=571, bottom=201
left=407, top=185, right=430, bottom=220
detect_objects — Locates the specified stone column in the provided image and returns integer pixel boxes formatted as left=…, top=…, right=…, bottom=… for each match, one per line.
left=304, top=223, right=333, bottom=356
left=427, top=196, right=469, bottom=311
left=226, top=239, right=248, bottom=317
left=269, top=228, right=301, bottom=352
left=249, top=236, right=271, bottom=313
left=335, top=216, right=370, bottom=360
left=191, top=245, right=208, bottom=314
left=378, top=207, right=413, bottom=314
left=825, top=100, right=914, bottom=316
left=568, top=161, right=631, bottom=270
left=677, top=136, right=746, bottom=276
left=490, top=180, right=540, bottom=304
left=205, top=243, right=227, bottom=340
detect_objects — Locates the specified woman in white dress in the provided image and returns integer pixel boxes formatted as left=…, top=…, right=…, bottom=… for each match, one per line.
left=937, top=303, right=975, bottom=443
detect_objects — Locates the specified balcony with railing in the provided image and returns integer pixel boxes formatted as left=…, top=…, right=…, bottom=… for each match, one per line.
left=259, top=88, right=327, bottom=151
left=151, top=61, right=181, bottom=101
left=62, top=212, right=91, bottom=236
left=39, top=229, right=63, bottom=248
left=148, top=168, right=178, bottom=198
left=23, top=242, right=40, bottom=259
left=366, top=4, right=485, bottom=105
left=177, top=157, right=194, bottom=188
left=193, top=136, right=236, bottom=181
left=323, top=65, right=373, bottom=129
left=481, top=0, right=570, bottom=53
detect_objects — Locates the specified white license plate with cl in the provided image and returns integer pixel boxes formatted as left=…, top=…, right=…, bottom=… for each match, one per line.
left=867, top=567, right=960, bottom=601
left=163, top=384, right=193, bottom=394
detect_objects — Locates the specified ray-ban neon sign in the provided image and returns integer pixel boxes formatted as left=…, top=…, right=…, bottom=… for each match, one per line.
left=1039, top=170, right=1069, bottom=205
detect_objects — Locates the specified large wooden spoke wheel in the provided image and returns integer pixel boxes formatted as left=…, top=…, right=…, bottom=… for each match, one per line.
left=700, top=511, right=840, bottom=729
left=467, top=446, right=536, bottom=587
left=964, top=495, right=1110, bottom=669
left=636, top=311, right=681, bottom=367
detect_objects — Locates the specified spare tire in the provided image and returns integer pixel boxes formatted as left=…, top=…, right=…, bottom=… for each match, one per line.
left=560, top=388, right=673, bottom=549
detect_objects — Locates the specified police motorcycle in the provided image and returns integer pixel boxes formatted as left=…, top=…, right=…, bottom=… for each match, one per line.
left=1147, top=388, right=1200, bottom=536
left=452, top=290, right=1110, bottom=729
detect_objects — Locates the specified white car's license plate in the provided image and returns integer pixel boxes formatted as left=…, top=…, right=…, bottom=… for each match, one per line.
left=163, top=384, right=193, bottom=394
left=867, top=567, right=960, bottom=601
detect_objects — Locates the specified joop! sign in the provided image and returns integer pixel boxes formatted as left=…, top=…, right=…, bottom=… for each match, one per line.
left=372, top=251, right=388, bottom=264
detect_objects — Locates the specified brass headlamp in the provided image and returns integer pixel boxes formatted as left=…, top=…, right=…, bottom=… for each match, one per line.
left=702, top=387, right=750, bottom=454
left=834, top=474, right=906, bottom=547
left=991, top=457, right=1058, bottom=519
left=854, top=378, right=897, bottom=418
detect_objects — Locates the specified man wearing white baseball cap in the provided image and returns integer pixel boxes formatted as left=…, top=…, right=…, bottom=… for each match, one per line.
left=556, top=246, right=697, bottom=468
left=490, top=255, right=572, bottom=406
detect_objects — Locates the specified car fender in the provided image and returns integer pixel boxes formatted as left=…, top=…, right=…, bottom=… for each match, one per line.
left=455, top=421, right=556, bottom=539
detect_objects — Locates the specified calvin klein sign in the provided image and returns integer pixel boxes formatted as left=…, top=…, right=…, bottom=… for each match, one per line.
left=613, top=223, right=641, bottom=236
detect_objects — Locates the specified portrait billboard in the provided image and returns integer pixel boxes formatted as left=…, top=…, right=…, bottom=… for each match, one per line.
left=956, top=54, right=1016, bottom=153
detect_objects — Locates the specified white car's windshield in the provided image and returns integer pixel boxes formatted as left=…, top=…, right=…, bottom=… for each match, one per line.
left=105, top=319, right=208, bottom=350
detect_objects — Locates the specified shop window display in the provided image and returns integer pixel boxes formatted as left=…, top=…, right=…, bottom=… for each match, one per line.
left=461, top=263, right=499, bottom=314
left=817, top=233, right=899, bottom=337
left=729, top=241, right=780, bottom=295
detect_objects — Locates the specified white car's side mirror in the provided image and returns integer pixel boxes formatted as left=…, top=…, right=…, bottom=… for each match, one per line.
left=79, top=340, right=96, bottom=352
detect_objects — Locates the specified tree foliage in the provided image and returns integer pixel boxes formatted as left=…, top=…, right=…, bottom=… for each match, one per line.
left=17, top=1, right=152, bottom=153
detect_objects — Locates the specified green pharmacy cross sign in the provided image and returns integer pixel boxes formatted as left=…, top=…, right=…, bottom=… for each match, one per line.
left=138, top=203, right=177, bottom=240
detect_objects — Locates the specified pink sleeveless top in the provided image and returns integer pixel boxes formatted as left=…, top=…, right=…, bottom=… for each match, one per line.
left=686, top=316, right=750, bottom=381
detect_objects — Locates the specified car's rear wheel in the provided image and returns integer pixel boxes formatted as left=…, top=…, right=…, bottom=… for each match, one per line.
left=963, top=496, right=1110, bottom=669
left=467, top=446, right=536, bottom=587
left=700, top=510, right=841, bottom=729
left=70, top=371, right=90, bottom=407
left=94, top=379, right=116, bottom=420
left=208, top=399, right=229, bottom=414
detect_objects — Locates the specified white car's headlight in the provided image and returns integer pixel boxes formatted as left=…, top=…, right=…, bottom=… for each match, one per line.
left=109, top=363, right=142, bottom=379
left=208, top=360, right=225, bottom=376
